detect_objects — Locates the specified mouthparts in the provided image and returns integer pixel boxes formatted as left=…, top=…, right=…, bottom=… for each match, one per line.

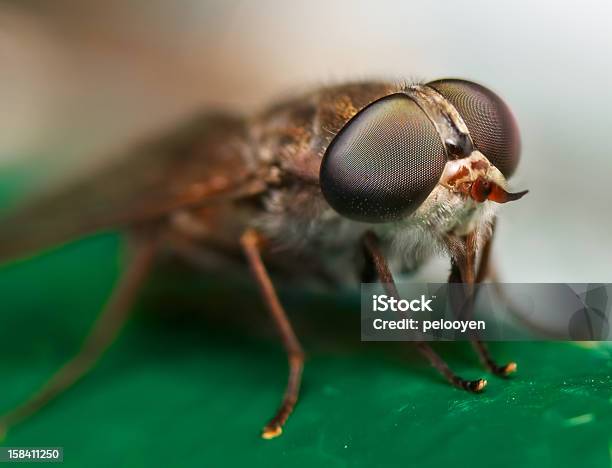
left=470, top=177, right=529, bottom=204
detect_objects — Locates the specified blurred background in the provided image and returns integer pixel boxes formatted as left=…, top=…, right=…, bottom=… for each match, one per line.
left=1, top=0, right=612, bottom=283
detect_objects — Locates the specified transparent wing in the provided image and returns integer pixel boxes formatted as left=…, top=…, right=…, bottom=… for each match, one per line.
left=0, top=113, right=265, bottom=261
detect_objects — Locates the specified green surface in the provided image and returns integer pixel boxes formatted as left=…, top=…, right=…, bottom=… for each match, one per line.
left=0, top=233, right=610, bottom=467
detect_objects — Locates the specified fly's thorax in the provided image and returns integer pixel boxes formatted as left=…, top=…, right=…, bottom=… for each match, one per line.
left=249, top=82, right=398, bottom=183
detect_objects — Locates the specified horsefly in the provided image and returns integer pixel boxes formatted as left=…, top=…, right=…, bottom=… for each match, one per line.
left=0, top=79, right=527, bottom=439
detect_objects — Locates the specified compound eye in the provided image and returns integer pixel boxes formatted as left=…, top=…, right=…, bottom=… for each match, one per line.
left=428, top=79, right=521, bottom=178
left=320, top=94, right=446, bottom=222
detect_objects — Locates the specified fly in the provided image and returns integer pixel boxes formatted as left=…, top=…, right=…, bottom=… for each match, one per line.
left=0, top=79, right=528, bottom=439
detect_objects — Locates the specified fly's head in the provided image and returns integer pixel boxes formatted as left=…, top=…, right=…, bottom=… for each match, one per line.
left=319, top=79, right=527, bottom=237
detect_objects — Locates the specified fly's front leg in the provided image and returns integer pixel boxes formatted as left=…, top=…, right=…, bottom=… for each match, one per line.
left=448, top=221, right=517, bottom=377
left=362, top=231, right=487, bottom=393
left=240, top=229, right=305, bottom=439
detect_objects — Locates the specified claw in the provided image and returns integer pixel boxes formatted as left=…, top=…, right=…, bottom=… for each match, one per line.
left=466, top=378, right=488, bottom=392
left=262, top=424, right=283, bottom=439
left=500, top=361, right=518, bottom=376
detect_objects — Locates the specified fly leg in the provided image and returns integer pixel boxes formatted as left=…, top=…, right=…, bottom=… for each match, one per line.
left=161, top=229, right=304, bottom=439
left=362, top=231, right=487, bottom=393
left=240, top=228, right=305, bottom=439
left=0, top=233, right=159, bottom=438
left=448, top=222, right=516, bottom=378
